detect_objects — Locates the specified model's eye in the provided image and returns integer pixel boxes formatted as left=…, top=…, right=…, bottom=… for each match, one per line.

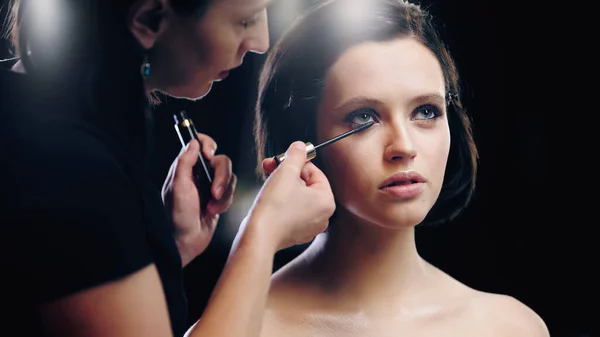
left=412, top=104, right=441, bottom=121
left=345, top=108, right=378, bottom=127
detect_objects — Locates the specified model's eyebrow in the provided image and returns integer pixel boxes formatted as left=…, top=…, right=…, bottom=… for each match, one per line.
left=333, top=93, right=446, bottom=113
left=333, top=96, right=384, bottom=113
left=411, top=93, right=446, bottom=106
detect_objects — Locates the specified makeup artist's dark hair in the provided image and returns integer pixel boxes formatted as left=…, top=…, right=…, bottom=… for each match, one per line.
left=5, top=0, right=214, bottom=105
left=7, top=0, right=214, bottom=56
left=254, top=0, right=478, bottom=226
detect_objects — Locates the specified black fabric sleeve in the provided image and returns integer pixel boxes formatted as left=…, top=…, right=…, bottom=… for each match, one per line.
left=2, top=122, right=154, bottom=303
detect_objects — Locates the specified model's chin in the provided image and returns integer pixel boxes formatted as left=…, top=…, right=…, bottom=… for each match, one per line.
left=379, top=210, right=428, bottom=229
left=345, top=201, right=432, bottom=230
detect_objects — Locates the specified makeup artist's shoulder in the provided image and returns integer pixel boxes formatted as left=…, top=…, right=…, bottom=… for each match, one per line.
left=468, top=291, right=550, bottom=337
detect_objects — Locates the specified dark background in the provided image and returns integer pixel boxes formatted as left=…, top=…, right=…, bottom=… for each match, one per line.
left=1, top=1, right=595, bottom=336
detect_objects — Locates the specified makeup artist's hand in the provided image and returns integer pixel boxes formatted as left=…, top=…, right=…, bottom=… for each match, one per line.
left=239, top=141, right=335, bottom=252
left=162, top=135, right=237, bottom=267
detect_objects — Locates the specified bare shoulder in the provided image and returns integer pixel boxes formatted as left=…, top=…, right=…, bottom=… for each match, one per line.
left=470, top=292, right=549, bottom=337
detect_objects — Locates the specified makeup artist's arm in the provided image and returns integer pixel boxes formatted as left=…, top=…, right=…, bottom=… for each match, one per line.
left=184, top=141, right=336, bottom=337
left=162, top=134, right=236, bottom=267
left=2, top=135, right=332, bottom=337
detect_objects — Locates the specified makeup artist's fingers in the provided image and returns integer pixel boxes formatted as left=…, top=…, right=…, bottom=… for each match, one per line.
left=195, top=133, right=217, bottom=159
left=173, top=139, right=201, bottom=188
left=262, top=142, right=307, bottom=175
left=262, top=157, right=277, bottom=175
left=161, top=144, right=188, bottom=201
left=278, top=141, right=307, bottom=173
left=162, top=162, right=175, bottom=200
left=207, top=174, right=237, bottom=216
left=209, top=154, right=233, bottom=200
left=161, top=169, right=174, bottom=202
left=300, top=162, right=330, bottom=188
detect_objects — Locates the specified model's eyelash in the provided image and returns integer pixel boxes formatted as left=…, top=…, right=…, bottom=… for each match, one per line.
left=344, top=107, right=379, bottom=127
left=412, top=104, right=443, bottom=121
left=342, top=103, right=443, bottom=128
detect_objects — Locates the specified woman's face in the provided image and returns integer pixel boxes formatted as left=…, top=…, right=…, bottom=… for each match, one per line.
left=150, top=0, right=271, bottom=99
left=316, top=37, right=450, bottom=229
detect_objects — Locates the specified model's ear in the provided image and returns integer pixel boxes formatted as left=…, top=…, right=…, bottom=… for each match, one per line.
left=128, top=0, right=169, bottom=50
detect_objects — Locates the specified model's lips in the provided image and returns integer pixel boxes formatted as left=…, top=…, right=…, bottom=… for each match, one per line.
left=378, top=171, right=426, bottom=189
left=378, top=171, right=426, bottom=199
left=378, top=182, right=425, bottom=199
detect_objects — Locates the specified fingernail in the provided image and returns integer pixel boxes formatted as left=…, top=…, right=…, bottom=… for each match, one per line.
left=292, top=142, right=305, bottom=151
left=215, top=186, right=224, bottom=199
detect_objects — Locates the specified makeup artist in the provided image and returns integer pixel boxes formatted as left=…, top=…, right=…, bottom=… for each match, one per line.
left=0, top=0, right=335, bottom=337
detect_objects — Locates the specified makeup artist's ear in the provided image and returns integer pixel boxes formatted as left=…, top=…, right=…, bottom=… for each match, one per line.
left=128, top=0, right=169, bottom=50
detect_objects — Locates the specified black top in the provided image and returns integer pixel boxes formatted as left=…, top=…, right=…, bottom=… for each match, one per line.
left=0, top=59, right=188, bottom=336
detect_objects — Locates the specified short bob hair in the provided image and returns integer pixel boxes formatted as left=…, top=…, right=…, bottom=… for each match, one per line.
left=254, top=0, right=478, bottom=226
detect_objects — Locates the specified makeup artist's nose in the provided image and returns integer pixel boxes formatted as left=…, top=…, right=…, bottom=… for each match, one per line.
left=242, top=19, right=270, bottom=55
left=383, top=122, right=417, bottom=163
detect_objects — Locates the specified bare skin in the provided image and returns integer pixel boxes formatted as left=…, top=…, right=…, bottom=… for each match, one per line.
left=258, top=38, right=549, bottom=337
left=262, top=233, right=547, bottom=337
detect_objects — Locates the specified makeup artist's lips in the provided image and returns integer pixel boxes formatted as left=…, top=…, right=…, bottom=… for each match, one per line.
left=216, top=63, right=242, bottom=81
left=378, top=171, right=426, bottom=199
left=216, top=70, right=229, bottom=80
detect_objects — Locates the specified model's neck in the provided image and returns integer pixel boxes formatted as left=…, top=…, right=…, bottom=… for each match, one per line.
left=299, top=209, right=434, bottom=312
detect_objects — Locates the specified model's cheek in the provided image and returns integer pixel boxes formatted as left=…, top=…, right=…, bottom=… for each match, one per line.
left=433, top=149, right=451, bottom=189
left=418, top=136, right=450, bottom=194
left=322, top=151, right=349, bottom=193
left=324, top=144, right=377, bottom=204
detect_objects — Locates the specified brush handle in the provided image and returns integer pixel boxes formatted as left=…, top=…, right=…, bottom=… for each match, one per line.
left=174, top=112, right=214, bottom=209
left=273, top=142, right=316, bottom=166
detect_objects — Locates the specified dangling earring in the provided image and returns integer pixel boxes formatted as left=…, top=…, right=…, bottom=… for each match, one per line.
left=141, top=54, right=151, bottom=78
